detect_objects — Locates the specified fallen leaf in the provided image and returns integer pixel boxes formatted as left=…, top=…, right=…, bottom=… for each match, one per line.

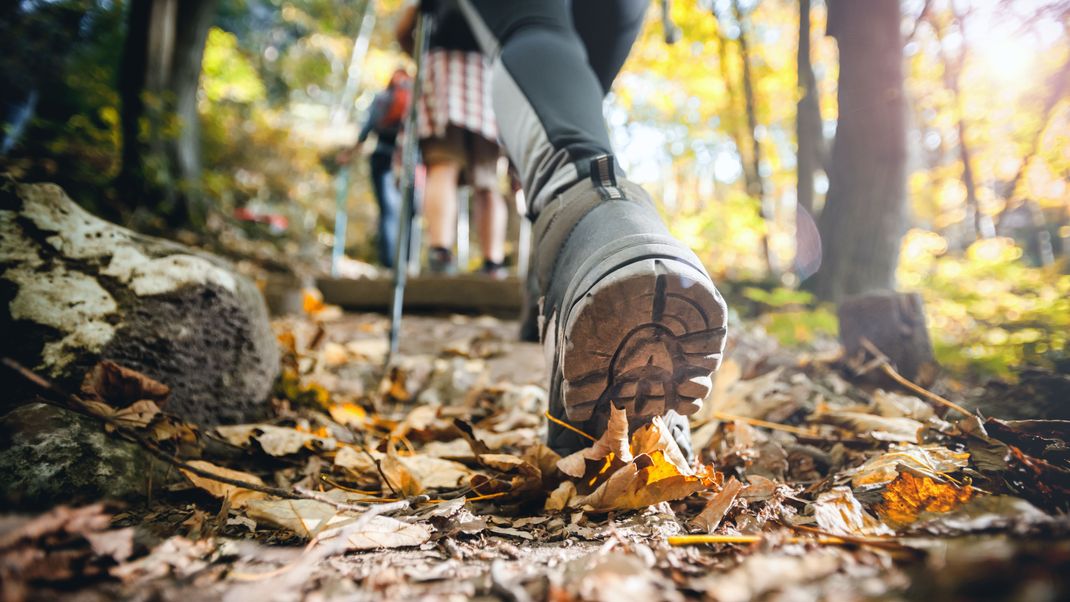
left=815, top=411, right=924, bottom=442
left=692, top=477, right=743, bottom=532
left=245, top=499, right=346, bottom=538
left=875, top=471, right=973, bottom=526
left=546, top=481, right=577, bottom=512
left=328, top=402, right=367, bottom=428
left=179, top=460, right=267, bottom=508
left=811, top=486, right=893, bottom=536
left=214, top=424, right=335, bottom=456
left=850, top=444, right=971, bottom=489
left=557, top=405, right=632, bottom=478
left=80, top=360, right=170, bottom=406
left=332, top=515, right=431, bottom=551
left=381, top=446, right=423, bottom=496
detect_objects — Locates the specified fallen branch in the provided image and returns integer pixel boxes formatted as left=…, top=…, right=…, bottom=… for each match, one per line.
left=857, top=338, right=973, bottom=416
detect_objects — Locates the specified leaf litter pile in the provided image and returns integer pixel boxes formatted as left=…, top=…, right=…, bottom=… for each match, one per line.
left=4, top=310, right=1070, bottom=601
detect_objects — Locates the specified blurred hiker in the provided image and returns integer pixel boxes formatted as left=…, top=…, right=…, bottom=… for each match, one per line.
left=399, top=0, right=728, bottom=462
left=340, top=69, right=412, bottom=268
left=397, top=2, right=508, bottom=277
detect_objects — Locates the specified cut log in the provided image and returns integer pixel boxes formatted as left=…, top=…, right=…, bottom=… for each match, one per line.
left=837, top=291, right=937, bottom=386
left=0, top=178, right=279, bottom=424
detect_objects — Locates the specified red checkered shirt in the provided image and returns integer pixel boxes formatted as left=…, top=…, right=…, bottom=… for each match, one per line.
left=416, top=49, right=498, bottom=144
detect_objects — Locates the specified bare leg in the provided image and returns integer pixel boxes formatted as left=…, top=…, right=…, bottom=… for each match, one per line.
left=423, top=162, right=460, bottom=250
left=474, top=187, right=507, bottom=265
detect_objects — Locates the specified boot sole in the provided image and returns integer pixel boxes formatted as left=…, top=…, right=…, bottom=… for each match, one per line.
left=557, top=256, right=727, bottom=423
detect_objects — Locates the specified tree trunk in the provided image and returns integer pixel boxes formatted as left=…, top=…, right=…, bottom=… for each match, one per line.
left=732, top=0, right=778, bottom=276
left=117, top=0, right=218, bottom=227
left=810, top=0, right=907, bottom=303
left=795, top=0, right=823, bottom=215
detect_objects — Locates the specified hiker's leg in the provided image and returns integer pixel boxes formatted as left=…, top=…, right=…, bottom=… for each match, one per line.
left=423, top=161, right=459, bottom=251
left=470, top=137, right=506, bottom=267
left=369, top=153, right=399, bottom=268
left=421, top=127, right=469, bottom=259
left=456, top=0, right=612, bottom=212
left=571, top=0, right=649, bottom=95
left=457, top=0, right=727, bottom=461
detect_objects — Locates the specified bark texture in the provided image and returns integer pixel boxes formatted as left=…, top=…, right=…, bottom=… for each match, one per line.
left=1, top=178, right=278, bottom=425
left=810, top=0, right=908, bottom=302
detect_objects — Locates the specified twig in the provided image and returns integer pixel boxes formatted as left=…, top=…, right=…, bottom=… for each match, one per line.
left=711, top=411, right=815, bottom=436
left=857, top=338, right=973, bottom=416
left=363, top=447, right=399, bottom=496
left=667, top=533, right=897, bottom=547
left=544, top=410, right=596, bottom=442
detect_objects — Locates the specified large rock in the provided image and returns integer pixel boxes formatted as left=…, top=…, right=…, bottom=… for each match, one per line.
left=0, top=403, right=174, bottom=509
left=0, top=178, right=279, bottom=425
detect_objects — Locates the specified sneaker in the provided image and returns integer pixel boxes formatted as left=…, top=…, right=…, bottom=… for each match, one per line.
left=428, top=246, right=455, bottom=274
left=479, top=258, right=508, bottom=280
left=534, top=158, right=727, bottom=462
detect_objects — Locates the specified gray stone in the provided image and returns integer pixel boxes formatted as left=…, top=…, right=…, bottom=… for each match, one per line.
left=1, top=178, right=279, bottom=425
left=0, top=403, right=173, bottom=510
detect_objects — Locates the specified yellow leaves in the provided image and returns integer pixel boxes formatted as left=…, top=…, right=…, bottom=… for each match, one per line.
left=328, top=402, right=367, bottom=428
left=876, top=472, right=973, bottom=526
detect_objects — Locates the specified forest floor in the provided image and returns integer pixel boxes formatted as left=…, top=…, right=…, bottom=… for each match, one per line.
left=3, top=308, right=1070, bottom=601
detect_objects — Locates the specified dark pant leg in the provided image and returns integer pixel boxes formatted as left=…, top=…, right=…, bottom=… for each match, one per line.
left=570, top=0, right=649, bottom=95
left=369, top=153, right=399, bottom=268
left=455, top=0, right=615, bottom=212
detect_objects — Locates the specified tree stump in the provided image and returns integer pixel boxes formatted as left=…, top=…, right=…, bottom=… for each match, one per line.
left=837, top=291, right=937, bottom=386
left=1, top=178, right=279, bottom=424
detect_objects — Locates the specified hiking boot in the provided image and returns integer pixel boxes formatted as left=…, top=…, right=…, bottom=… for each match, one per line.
left=534, top=158, right=727, bottom=462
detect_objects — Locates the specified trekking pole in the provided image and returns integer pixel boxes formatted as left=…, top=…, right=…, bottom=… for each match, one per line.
left=387, top=8, right=433, bottom=364
left=330, top=163, right=350, bottom=278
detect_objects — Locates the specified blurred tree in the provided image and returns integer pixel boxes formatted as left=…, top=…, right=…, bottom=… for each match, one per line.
left=810, top=0, right=907, bottom=302
left=118, top=0, right=219, bottom=227
left=795, top=0, right=824, bottom=215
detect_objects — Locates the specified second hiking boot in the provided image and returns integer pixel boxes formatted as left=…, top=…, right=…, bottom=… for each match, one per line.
left=534, top=158, right=728, bottom=462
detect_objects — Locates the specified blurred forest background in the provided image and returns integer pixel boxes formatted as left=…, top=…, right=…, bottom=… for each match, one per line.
left=2, top=0, right=1068, bottom=380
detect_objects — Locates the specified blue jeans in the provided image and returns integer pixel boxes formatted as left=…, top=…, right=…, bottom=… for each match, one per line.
left=369, top=153, right=399, bottom=268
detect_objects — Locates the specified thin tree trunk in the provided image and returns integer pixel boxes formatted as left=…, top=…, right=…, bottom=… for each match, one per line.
left=117, top=0, right=217, bottom=227
left=733, top=0, right=778, bottom=276
left=796, top=0, right=823, bottom=215
left=715, top=31, right=754, bottom=191
left=811, top=0, right=908, bottom=302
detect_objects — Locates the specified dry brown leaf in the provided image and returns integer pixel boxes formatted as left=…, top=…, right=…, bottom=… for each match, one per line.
left=545, top=481, right=577, bottom=512
left=811, top=486, right=894, bottom=536
left=815, top=411, right=924, bottom=442
left=557, top=405, right=631, bottom=478
left=338, top=515, right=431, bottom=550
left=850, top=444, right=971, bottom=489
left=79, top=398, right=161, bottom=432
left=80, top=360, right=170, bottom=406
left=245, top=499, right=347, bottom=538
left=179, top=460, right=267, bottom=508
left=214, top=424, right=335, bottom=456
left=381, top=446, right=423, bottom=496
left=875, top=471, right=973, bottom=526
left=692, top=477, right=743, bottom=532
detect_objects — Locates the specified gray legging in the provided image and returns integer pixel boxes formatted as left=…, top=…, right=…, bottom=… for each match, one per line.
left=453, top=0, right=649, bottom=215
